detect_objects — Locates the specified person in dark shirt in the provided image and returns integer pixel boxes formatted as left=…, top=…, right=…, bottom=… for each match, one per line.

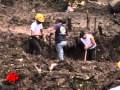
left=54, top=19, right=67, bottom=61
left=47, top=18, right=67, bottom=61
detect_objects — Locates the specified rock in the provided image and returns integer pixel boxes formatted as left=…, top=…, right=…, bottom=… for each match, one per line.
left=31, top=9, right=36, bottom=13
left=17, top=58, right=23, bottom=62
left=75, top=74, right=93, bottom=81
left=57, top=78, right=66, bottom=86
left=49, top=63, right=58, bottom=71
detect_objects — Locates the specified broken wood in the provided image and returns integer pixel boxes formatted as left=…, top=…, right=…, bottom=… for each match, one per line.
left=34, top=63, right=42, bottom=74
left=49, top=63, right=58, bottom=72
left=98, top=22, right=103, bottom=36
left=94, top=17, right=97, bottom=32
left=84, top=50, right=87, bottom=62
left=66, top=17, right=72, bottom=32
left=86, top=10, right=90, bottom=30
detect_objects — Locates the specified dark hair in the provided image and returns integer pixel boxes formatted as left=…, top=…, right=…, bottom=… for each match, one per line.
left=36, top=20, right=42, bottom=24
left=79, top=31, right=85, bottom=38
left=55, top=18, right=63, bottom=24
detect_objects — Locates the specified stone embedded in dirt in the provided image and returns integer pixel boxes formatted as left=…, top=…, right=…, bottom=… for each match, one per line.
left=0, top=0, right=120, bottom=89
left=49, top=63, right=58, bottom=71
left=75, top=74, right=92, bottom=81
left=31, top=9, right=36, bottom=13
left=17, top=58, right=23, bottom=62
left=57, top=78, right=66, bottom=86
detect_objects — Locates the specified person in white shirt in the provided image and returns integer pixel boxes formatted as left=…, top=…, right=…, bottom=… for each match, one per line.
left=31, top=13, right=48, bottom=40
left=29, top=13, right=46, bottom=54
left=31, top=20, right=43, bottom=37
left=79, top=31, right=97, bottom=60
left=66, top=2, right=77, bottom=12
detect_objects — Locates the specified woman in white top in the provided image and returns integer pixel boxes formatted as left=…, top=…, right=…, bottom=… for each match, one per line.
left=66, top=2, right=77, bottom=12
left=79, top=31, right=97, bottom=60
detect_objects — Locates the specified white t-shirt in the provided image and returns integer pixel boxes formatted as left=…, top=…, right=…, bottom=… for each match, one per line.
left=67, top=6, right=74, bottom=12
left=31, top=21, right=43, bottom=35
left=81, top=34, right=96, bottom=49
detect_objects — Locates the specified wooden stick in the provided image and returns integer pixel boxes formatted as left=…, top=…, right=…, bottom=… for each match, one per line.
left=67, top=17, right=72, bottom=32
left=34, top=63, right=42, bottom=74
left=84, top=50, right=87, bottom=62
left=98, top=22, right=103, bottom=36
left=86, top=10, right=90, bottom=30
left=94, top=17, right=96, bottom=32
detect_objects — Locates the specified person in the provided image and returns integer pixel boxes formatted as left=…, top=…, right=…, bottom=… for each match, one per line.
left=79, top=31, right=97, bottom=60
left=49, top=19, right=67, bottom=61
left=29, top=13, right=45, bottom=54
left=54, top=19, right=67, bottom=61
left=62, top=0, right=69, bottom=11
left=66, top=2, right=77, bottom=12
left=31, top=13, right=49, bottom=41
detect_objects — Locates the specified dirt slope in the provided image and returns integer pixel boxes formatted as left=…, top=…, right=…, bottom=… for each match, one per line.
left=0, top=0, right=120, bottom=90
left=0, top=32, right=119, bottom=90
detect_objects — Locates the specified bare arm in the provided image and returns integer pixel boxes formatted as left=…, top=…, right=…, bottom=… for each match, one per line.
left=47, top=27, right=56, bottom=34
left=90, top=37, right=96, bottom=47
left=84, top=36, right=96, bottom=50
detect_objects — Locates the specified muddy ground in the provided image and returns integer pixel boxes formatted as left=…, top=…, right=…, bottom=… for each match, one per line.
left=0, top=0, right=120, bottom=90
left=0, top=32, right=119, bottom=90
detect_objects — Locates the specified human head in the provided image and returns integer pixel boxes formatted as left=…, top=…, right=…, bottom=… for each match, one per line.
left=79, top=31, right=86, bottom=39
left=55, top=18, right=63, bottom=24
left=35, top=13, right=45, bottom=24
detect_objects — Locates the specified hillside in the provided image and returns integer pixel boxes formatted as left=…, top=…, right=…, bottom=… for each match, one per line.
left=0, top=0, right=120, bottom=90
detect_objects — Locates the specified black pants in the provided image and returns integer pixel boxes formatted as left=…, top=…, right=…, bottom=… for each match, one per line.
left=87, top=48, right=96, bottom=60
left=29, top=36, right=42, bottom=55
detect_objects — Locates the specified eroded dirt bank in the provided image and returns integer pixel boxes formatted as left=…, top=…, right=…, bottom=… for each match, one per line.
left=0, top=31, right=119, bottom=90
left=0, top=0, right=120, bottom=90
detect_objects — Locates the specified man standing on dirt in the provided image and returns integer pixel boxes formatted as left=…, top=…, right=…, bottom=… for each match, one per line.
left=55, top=19, right=67, bottom=61
left=29, top=13, right=45, bottom=54
left=49, top=19, right=67, bottom=61
left=79, top=31, right=97, bottom=60
left=31, top=13, right=47, bottom=41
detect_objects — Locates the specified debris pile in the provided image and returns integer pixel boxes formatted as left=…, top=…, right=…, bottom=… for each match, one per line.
left=0, top=32, right=119, bottom=90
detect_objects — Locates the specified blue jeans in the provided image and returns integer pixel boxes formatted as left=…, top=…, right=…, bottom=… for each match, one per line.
left=56, top=41, right=67, bottom=60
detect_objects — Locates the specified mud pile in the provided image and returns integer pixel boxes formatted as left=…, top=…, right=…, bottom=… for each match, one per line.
left=0, top=0, right=120, bottom=90
left=0, top=32, right=119, bottom=90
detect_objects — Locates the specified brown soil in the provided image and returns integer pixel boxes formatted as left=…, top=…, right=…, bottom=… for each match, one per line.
left=0, top=0, right=120, bottom=90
